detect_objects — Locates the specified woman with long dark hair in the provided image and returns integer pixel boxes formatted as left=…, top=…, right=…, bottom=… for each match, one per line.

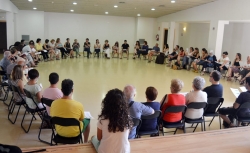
left=91, top=89, right=132, bottom=153
left=226, top=53, right=241, bottom=81
left=132, top=41, right=141, bottom=59
left=112, top=41, right=119, bottom=58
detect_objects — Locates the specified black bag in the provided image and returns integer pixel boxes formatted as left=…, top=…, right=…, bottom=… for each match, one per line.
left=155, top=53, right=165, bottom=64
left=0, top=144, right=22, bottom=153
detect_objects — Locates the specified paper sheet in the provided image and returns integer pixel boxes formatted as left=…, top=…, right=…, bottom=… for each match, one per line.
left=239, top=86, right=247, bottom=92
left=230, top=88, right=241, bottom=98
left=84, top=111, right=94, bottom=119
left=180, top=92, right=188, bottom=96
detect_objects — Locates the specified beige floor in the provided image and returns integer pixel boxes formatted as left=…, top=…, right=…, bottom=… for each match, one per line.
left=0, top=54, right=242, bottom=148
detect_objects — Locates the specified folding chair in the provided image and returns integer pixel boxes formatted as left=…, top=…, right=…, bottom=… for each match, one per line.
left=132, top=117, right=141, bottom=138
left=162, top=105, right=186, bottom=135
left=138, top=110, right=161, bottom=137
left=204, top=97, right=224, bottom=129
left=121, top=49, right=129, bottom=59
left=51, top=117, right=83, bottom=145
left=112, top=50, right=119, bottom=58
left=0, top=68, right=10, bottom=105
left=8, top=85, right=26, bottom=124
left=234, top=102, right=250, bottom=127
left=21, top=89, right=45, bottom=133
left=38, top=98, right=54, bottom=145
left=185, top=102, right=207, bottom=132
left=222, top=61, right=231, bottom=79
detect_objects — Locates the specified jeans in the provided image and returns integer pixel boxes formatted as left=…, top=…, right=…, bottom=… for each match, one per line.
left=58, top=47, right=66, bottom=58
left=95, top=49, right=100, bottom=57
left=91, top=136, right=100, bottom=152
left=214, top=62, right=228, bottom=72
left=41, top=51, right=49, bottom=60
left=182, top=56, right=189, bottom=66
left=84, top=48, right=91, bottom=58
left=137, top=50, right=148, bottom=58
left=74, top=48, right=79, bottom=56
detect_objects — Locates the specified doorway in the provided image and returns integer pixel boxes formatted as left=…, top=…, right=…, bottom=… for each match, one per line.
left=163, top=29, right=168, bottom=48
left=0, top=22, right=7, bottom=52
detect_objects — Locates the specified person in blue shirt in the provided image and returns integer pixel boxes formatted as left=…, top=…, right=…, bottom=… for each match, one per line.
left=137, top=41, right=149, bottom=59
left=123, top=85, right=154, bottom=139
left=148, top=43, right=160, bottom=63
left=139, top=87, right=160, bottom=135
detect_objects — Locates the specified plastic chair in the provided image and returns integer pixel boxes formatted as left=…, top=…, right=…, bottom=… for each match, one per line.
left=8, top=85, right=26, bottom=124
left=234, top=102, right=250, bottom=127
left=162, top=105, right=186, bottom=135
left=138, top=110, right=161, bottom=137
left=132, top=117, right=142, bottom=138
left=204, top=97, right=224, bottom=129
left=185, top=102, right=207, bottom=132
left=21, top=89, right=45, bottom=133
left=38, top=98, right=54, bottom=145
left=51, top=117, right=83, bottom=145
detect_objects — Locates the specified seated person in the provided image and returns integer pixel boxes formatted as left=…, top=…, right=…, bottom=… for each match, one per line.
left=103, top=40, right=111, bottom=59
left=182, top=47, right=194, bottom=69
left=192, top=48, right=208, bottom=73
left=187, top=47, right=200, bottom=70
left=72, top=39, right=80, bottom=58
left=91, top=89, right=131, bottom=153
left=42, top=72, right=63, bottom=116
left=43, top=39, right=55, bottom=61
left=120, top=40, right=129, bottom=59
left=167, top=45, right=179, bottom=63
left=185, top=76, right=207, bottom=119
left=203, top=70, right=223, bottom=98
left=50, top=79, right=90, bottom=143
left=10, top=65, right=26, bottom=103
left=123, top=85, right=154, bottom=139
left=226, top=53, right=241, bottom=81
left=22, top=40, right=37, bottom=67
left=24, top=69, right=43, bottom=109
left=200, top=50, right=217, bottom=75
left=218, top=77, right=250, bottom=128
left=94, top=39, right=101, bottom=58
left=214, top=51, right=230, bottom=72
left=83, top=38, right=91, bottom=59
left=160, top=79, right=185, bottom=128
left=173, top=47, right=185, bottom=69
left=238, top=56, right=250, bottom=85
left=163, top=44, right=169, bottom=56
left=35, top=38, right=49, bottom=61
left=132, top=41, right=141, bottom=59
left=137, top=41, right=149, bottom=59
left=64, top=38, right=74, bottom=58
left=139, top=87, right=160, bottom=133
left=0, top=51, right=11, bottom=72
left=55, top=38, right=68, bottom=59
left=112, top=41, right=119, bottom=58
left=148, top=43, right=160, bottom=63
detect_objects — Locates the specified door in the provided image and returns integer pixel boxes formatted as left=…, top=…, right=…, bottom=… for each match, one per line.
left=0, top=22, right=7, bottom=52
left=163, top=29, right=168, bottom=48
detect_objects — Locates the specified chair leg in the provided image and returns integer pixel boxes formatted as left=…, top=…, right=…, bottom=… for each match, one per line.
left=209, top=116, right=215, bottom=126
left=219, top=117, right=222, bottom=129
left=183, top=124, right=186, bottom=133
left=21, top=111, right=35, bottom=133
left=191, top=123, right=194, bottom=127
left=174, top=128, right=178, bottom=135
left=8, top=104, right=22, bottom=124
left=203, top=121, right=206, bottom=131
left=8, top=95, right=14, bottom=112
left=201, top=122, right=204, bottom=131
left=38, top=118, right=52, bottom=145
left=193, top=123, right=199, bottom=132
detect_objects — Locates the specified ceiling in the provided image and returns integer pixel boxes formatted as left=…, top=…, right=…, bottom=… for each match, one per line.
left=10, top=0, right=217, bottom=18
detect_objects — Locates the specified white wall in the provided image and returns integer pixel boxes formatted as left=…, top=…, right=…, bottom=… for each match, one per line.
left=0, top=0, right=18, bottom=13
left=16, top=11, right=44, bottom=42
left=45, top=12, right=136, bottom=49
left=178, top=23, right=210, bottom=50
left=136, top=17, right=157, bottom=47
left=222, top=22, right=250, bottom=61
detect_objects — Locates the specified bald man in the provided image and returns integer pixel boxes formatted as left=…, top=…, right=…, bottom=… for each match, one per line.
left=123, top=85, right=154, bottom=139
left=148, top=43, right=160, bottom=63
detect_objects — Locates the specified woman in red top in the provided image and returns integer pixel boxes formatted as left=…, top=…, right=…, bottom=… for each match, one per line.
left=160, top=79, right=185, bottom=126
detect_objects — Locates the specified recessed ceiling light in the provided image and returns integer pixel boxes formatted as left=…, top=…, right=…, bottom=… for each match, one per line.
left=28, top=0, right=32, bottom=2
left=134, top=7, right=136, bottom=9
left=137, top=14, right=140, bottom=16
left=151, top=8, right=155, bottom=11
left=52, top=1, right=54, bottom=3
left=33, top=7, right=37, bottom=10
left=171, top=0, right=176, bottom=3
left=114, top=5, right=118, bottom=8
left=105, top=12, right=108, bottom=14
left=70, top=10, right=74, bottom=12
left=73, top=2, right=77, bottom=5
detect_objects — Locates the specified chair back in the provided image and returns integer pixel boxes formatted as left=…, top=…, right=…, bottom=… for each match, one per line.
left=132, top=117, right=141, bottom=127
left=24, top=89, right=33, bottom=99
left=187, top=102, right=207, bottom=109
left=12, top=85, right=25, bottom=102
left=205, top=97, right=224, bottom=113
left=164, top=105, right=186, bottom=114
left=235, top=102, right=250, bottom=118
left=51, top=117, right=81, bottom=127
left=141, top=110, right=161, bottom=120
left=41, top=98, right=54, bottom=107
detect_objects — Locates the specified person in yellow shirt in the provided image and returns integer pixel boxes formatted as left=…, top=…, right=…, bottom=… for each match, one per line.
left=50, top=79, right=90, bottom=143
left=35, top=38, right=49, bottom=62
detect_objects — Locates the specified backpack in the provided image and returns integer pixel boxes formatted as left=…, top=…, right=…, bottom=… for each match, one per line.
left=155, top=53, right=165, bottom=64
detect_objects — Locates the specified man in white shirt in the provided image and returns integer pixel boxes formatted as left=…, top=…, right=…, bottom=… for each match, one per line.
left=22, top=40, right=36, bottom=67
left=214, top=51, right=230, bottom=72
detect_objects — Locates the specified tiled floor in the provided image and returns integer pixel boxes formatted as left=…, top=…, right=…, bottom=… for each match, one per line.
left=0, top=54, right=241, bottom=148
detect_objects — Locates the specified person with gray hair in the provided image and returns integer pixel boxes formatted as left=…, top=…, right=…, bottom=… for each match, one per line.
left=185, top=76, right=207, bottom=119
left=123, top=85, right=154, bottom=139
left=0, top=51, right=11, bottom=71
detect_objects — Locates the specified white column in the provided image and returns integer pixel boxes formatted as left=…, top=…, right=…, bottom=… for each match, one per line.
left=6, top=12, right=15, bottom=48
left=168, top=22, right=176, bottom=52
left=214, top=20, right=229, bottom=58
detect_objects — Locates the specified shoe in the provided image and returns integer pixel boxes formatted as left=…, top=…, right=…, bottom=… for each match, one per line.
left=195, top=70, right=198, bottom=73
left=148, top=61, right=151, bottom=63
left=173, top=65, right=177, bottom=70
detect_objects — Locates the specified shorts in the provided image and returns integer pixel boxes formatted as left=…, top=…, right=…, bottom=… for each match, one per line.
left=82, top=118, right=90, bottom=132
left=218, top=107, right=236, bottom=115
